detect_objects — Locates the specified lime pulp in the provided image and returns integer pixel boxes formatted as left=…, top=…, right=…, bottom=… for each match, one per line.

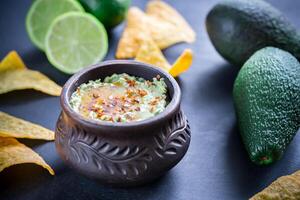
left=45, top=12, right=108, bottom=74
left=26, top=0, right=84, bottom=50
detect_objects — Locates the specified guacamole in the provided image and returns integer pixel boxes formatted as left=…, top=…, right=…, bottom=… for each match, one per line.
left=70, top=73, right=168, bottom=122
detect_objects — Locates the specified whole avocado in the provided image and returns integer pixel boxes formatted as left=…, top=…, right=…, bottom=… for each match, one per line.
left=206, top=0, right=300, bottom=67
left=233, top=47, right=300, bottom=165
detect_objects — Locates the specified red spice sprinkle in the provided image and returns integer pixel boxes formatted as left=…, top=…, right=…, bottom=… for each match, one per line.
left=138, top=89, right=147, bottom=97
left=133, top=99, right=140, bottom=104
left=117, top=116, right=121, bottom=122
left=125, top=114, right=133, bottom=120
left=93, top=93, right=99, bottom=98
left=146, top=80, right=153, bottom=86
left=126, top=89, right=135, bottom=97
left=107, top=116, right=113, bottom=121
left=150, top=107, right=155, bottom=112
left=76, top=88, right=81, bottom=95
left=149, top=99, right=158, bottom=106
left=126, top=79, right=136, bottom=87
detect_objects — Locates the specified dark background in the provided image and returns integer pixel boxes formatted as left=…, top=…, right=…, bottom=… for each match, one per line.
left=0, top=0, right=300, bottom=199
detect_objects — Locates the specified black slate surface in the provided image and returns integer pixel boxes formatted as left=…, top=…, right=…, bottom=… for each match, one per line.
left=0, top=0, right=300, bottom=199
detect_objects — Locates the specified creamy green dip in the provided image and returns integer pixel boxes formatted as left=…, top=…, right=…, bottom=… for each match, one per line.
left=70, top=73, right=168, bottom=122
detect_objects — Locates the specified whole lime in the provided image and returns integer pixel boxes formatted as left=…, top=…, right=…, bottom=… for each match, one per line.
left=78, top=0, right=131, bottom=29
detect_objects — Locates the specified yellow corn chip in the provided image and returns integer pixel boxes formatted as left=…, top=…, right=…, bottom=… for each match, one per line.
left=146, top=0, right=196, bottom=44
left=116, top=7, right=150, bottom=59
left=251, top=170, right=300, bottom=200
left=0, top=51, right=26, bottom=72
left=135, top=37, right=171, bottom=71
left=169, top=49, right=193, bottom=77
left=116, top=28, right=146, bottom=58
left=0, top=51, right=62, bottom=96
left=146, top=17, right=186, bottom=50
left=135, top=41, right=193, bottom=77
left=116, top=1, right=196, bottom=59
left=0, top=111, right=54, bottom=140
left=0, top=137, right=54, bottom=175
left=130, top=5, right=188, bottom=50
left=0, top=69, right=62, bottom=96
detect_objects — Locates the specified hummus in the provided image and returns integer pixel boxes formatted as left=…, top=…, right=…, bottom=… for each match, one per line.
left=70, top=73, right=168, bottom=122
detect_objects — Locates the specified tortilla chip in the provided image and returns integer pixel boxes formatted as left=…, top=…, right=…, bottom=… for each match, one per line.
left=0, top=137, right=54, bottom=175
left=116, top=1, right=196, bottom=59
left=135, top=43, right=193, bottom=77
left=169, top=49, right=193, bottom=77
left=0, top=111, right=54, bottom=140
left=251, top=170, right=300, bottom=200
left=0, top=51, right=26, bottom=72
left=135, top=37, right=171, bottom=71
left=0, top=69, right=62, bottom=96
left=116, top=7, right=151, bottom=59
left=146, top=0, right=196, bottom=48
left=0, top=51, right=62, bottom=96
left=146, top=0, right=196, bottom=44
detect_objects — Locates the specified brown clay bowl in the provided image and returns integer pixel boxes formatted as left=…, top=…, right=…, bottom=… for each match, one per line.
left=55, top=60, right=191, bottom=187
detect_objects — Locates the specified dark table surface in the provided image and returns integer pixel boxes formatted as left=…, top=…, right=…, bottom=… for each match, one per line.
left=1, top=0, right=300, bottom=199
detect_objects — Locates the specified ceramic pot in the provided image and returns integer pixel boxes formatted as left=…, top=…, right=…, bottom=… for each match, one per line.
left=55, top=60, right=191, bottom=186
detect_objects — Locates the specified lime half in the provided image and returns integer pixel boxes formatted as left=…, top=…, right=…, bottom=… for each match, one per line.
left=26, top=0, right=84, bottom=50
left=45, top=12, right=108, bottom=74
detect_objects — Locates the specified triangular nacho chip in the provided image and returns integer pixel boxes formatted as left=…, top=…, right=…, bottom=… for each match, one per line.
left=0, top=51, right=62, bottom=96
left=116, top=1, right=196, bottom=59
left=0, top=137, right=54, bottom=175
left=169, top=49, right=193, bottom=77
left=146, top=0, right=196, bottom=44
left=0, top=111, right=54, bottom=140
left=0, top=51, right=26, bottom=72
left=135, top=38, right=171, bottom=71
left=135, top=45, right=193, bottom=77
left=250, top=170, right=300, bottom=200
left=0, top=69, right=62, bottom=96
left=115, top=6, right=180, bottom=58
left=116, top=28, right=149, bottom=59
left=116, top=7, right=150, bottom=59
left=146, top=16, right=187, bottom=49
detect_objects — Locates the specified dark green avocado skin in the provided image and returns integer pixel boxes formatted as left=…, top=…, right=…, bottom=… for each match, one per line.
left=206, top=0, right=300, bottom=67
left=233, top=47, right=300, bottom=165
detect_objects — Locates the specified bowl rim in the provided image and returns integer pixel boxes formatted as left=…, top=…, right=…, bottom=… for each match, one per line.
left=61, top=60, right=181, bottom=129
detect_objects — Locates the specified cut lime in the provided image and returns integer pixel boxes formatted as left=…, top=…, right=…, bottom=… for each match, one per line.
left=26, top=0, right=84, bottom=50
left=45, top=12, right=108, bottom=74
